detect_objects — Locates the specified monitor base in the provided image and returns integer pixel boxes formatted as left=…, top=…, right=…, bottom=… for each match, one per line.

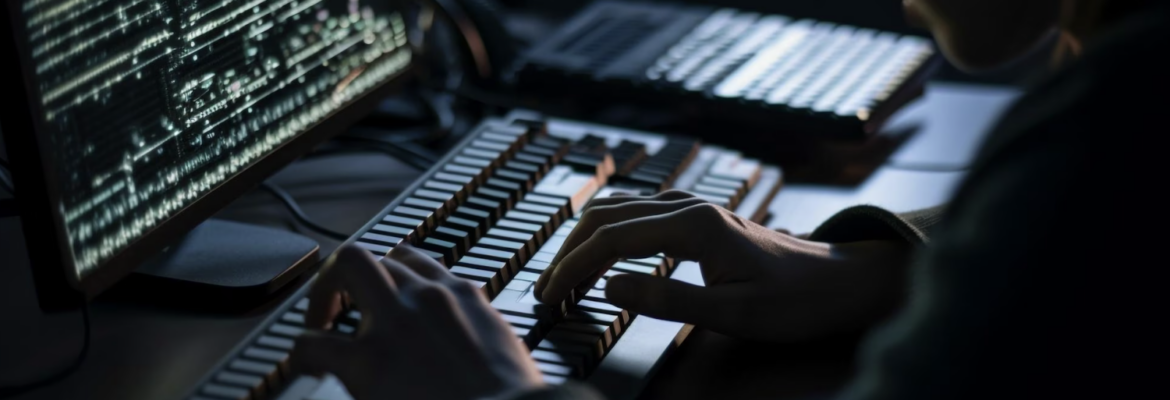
left=103, top=219, right=320, bottom=312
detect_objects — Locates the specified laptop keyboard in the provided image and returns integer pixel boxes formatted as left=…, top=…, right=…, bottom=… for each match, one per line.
left=186, top=110, right=783, bottom=400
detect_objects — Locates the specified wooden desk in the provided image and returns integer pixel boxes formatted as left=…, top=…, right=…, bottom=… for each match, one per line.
left=0, top=83, right=1019, bottom=400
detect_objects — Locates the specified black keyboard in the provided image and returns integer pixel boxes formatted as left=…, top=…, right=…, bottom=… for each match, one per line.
left=184, top=110, right=784, bottom=400
left=516, top=1, right=941, bottom=141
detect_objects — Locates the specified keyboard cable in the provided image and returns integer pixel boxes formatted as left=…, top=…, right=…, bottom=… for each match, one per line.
left=0, top=304, right=91, bottom=399
left=258, top=182, right=352, bottom=242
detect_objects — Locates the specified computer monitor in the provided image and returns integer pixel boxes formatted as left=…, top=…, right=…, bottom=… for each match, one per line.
left=0, top=0, right=416, bottom=311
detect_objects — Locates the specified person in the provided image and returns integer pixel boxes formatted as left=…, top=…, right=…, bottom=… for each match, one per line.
left=290, top=0, right=1168, bottom=398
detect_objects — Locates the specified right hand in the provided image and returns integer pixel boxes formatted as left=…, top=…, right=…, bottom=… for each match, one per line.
left=534, top=190, right=912, bottom=342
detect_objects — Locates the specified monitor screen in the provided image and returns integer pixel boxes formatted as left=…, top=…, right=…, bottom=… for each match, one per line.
left=9, top=0, right=412, bottom=283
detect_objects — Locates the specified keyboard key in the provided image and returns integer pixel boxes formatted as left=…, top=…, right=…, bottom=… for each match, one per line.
left=450, top=266, right=501, bottom=294
left=215, top=371, right=265, bottom=397
left=463, top=148, right=503, bottom=166
left=432, top=226, right=472, bottom=252
left=360, top=232, right=405, bottom=247
left=536, top=339, right=597, bottom=370
left=708, top=153, right=761, bottom=188
left=466, top=246, right=522, bottom=273
left=453, top=207, right=493, bottom=234
left=353, top=241, right=391, bottom=257
left=420, top=237, right=459, bottom=265
left=440, top=166, right=484, bottom=185
left=536, top=361, right=577, bottom=377
left=242, top=347, right=288, bottom=366
left=414, top=188, right=458, bottom=209
left=486, top=178, right=525, bottom=204
left=256, top=335, right=295, bottom=351
left=391, top=206, right=437, bottom=229
left=428, top=173, right=472, bottom=195
left=268, top=323, right=304, bottom=338
left=611, top=262, right=656, bottom=275
left=504, top=210, right=553, bottom=237
left=464, top=196, right=503, bottom=221
left=368, top=224, right=413, bottom=239
left=495, top=169, right=535, bottom=189
left=381, top=215, right=425, bottom=238
left=458, top=256, right=512, bottom=280
left=486, top=227, right=538, bottom=254
left=476, top=187, right=515, bottom=210
left=496, top=219, right=544, bottom=241
left=454, top=155, right=492, bottom=169
left=202, top=383, right=251, bottom=400
left=514, top=151, right=552, bottom=169
left=506, top=160, right=543, bottom=177
left=477, top=237, right=525, bottom=258
left=227, top=359, right=279, bottom=387
left=280, top=312, right=305, bottom=325
left=543, top=374, right=568, bottom=385
left=444, top=215, right=486, bottom=239
left=524, top=194, right=571, bottom=221
left=403, top=197, right=445, bottom=216
left=492, top=289, right=556, bottom=348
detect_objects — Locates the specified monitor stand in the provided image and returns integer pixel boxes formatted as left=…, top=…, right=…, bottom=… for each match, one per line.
left=104, top=219, right=320, bottom=312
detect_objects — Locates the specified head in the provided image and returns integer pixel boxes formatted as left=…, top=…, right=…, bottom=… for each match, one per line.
left=903, top=0, right=1135, bottom=72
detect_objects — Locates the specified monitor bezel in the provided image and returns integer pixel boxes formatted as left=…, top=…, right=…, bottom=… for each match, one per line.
left=0, top=1, right=417, bottom=311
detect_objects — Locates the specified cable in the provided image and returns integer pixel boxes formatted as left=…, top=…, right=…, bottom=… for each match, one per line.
left=258, top=182, right=351, bottom=241
left=0, top=304, right=90, bottom=399
left=417, top=88, right=456, bottom=142
left=330, top=136, right=438, bottom=170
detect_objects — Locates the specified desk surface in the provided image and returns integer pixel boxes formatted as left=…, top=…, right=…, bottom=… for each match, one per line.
left=0, top=82, right=1019, bottom=400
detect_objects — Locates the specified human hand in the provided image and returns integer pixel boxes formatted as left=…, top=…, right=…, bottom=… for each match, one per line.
left=534, top=190, right=912, bottom=342
left=290, top=244, right=544, bottom=400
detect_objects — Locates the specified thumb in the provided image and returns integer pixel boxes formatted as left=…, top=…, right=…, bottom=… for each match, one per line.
left=604, top=274, right=740, bottom=329
left=290, top=330, right=355, bottom=377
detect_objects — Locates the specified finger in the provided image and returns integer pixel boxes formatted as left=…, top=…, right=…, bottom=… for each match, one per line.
left=534, top=197, right=707, bottom=301
left=605, top=274, right=743, bottom=329
left=307, top=244, right=400, bottom=329
left=540, top=203, right=723, bottom=304
left=289, top=329, right=355, bottom=377
left=379, top=255, right=425, bottom=291
left=387, top=243, right=449, bottom=281
left=580, top=189, right=697, bottom=212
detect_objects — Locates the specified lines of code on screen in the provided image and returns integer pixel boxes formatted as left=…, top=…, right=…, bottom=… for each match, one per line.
left=19, top=0, right=411, bottom=278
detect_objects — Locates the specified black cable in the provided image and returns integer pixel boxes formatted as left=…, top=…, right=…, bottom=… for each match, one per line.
left=417, top=88, right=456, bottom=143
left=258, top=182, right=351, bottom=241
left=0, top=304, right=91, bottom=399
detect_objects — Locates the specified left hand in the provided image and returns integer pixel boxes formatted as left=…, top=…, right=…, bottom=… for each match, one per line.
left=289, top=244, right=544, bottom=400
